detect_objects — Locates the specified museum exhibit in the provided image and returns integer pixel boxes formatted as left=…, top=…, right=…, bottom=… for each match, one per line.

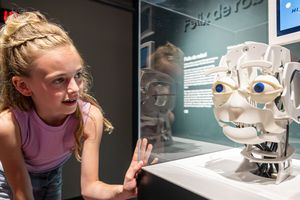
left=138, top=0, right=300, bottom=199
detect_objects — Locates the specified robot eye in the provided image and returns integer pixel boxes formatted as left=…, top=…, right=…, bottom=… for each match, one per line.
left=253, top=82, right=265, bottom=93
left=212, top=76, right=236, bottom=95
left=250, top=76, right=281, bottom=94
left=213, top=83, right=234, bottom=94
left=248, top=75, right=283, bottom=103
left=215, top=84, right=224, bottom=93
left=212, top=77, right=237, bottom=106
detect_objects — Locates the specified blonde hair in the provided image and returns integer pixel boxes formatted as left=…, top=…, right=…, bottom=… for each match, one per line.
left=0, top=11, right=113, bottom=161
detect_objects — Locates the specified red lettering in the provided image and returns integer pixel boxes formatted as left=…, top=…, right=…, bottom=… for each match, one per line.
left=2, top=10, right=14, bottom=22
left=3, top=10, right=8, bottom=21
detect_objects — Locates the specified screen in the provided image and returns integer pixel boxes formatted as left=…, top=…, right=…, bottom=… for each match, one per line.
left=277, top=0, right=300, bottom=36
left=140, top=41, right=154, bottom=68
left=141, top=46, right=149, bottom=68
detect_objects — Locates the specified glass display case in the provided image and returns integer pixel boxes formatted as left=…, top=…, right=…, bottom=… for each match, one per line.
left=139, top=0, right=300, bottom=162
left=138, top=0, right=300, bottom=199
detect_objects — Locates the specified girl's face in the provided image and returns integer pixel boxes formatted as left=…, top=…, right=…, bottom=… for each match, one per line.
left=24, top=45, right=84, bottom=125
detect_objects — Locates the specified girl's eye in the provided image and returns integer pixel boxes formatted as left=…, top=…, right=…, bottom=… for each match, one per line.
left=74, top=71, right=83, bottom=79
left=52, top=78, right=65, bottom=85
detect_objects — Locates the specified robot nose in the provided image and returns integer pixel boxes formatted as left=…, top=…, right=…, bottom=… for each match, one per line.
left=228, top=107, right=244, bottom=121
left=227, top=91, right=245, bottom=120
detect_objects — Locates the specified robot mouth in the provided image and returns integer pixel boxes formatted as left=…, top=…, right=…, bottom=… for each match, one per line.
left=221, top=122, right=265, bottom=144
left=220, top=120, right=257, bottom=129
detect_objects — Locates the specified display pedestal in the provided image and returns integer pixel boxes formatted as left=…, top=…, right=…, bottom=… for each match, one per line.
left=138, top=148, right=300, bottom=200
left=138, top=169, right=206, bottom=200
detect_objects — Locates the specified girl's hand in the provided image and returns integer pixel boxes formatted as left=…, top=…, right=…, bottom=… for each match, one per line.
left=122, top=138, right=154, bottom=198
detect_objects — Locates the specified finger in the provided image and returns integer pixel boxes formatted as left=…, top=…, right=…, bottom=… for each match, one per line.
left=150, top=157, right=159, bottom=165
left=126, top=161, right=143, bottom=180
left=132, top=139, right=141, bottom=161
left=143, top=143, right=153, bottom=164
left=139, top=138, right=148, bottom=158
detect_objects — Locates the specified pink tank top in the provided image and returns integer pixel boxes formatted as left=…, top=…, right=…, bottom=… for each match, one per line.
left=11, top=100, right=91, bottom=173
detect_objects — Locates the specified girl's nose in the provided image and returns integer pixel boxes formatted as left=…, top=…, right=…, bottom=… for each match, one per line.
left=67, top=78, right=79, bottom=93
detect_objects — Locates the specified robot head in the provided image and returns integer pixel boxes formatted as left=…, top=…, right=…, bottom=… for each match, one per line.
left=209, top=41, right=300, bottom=183
left=210, top=41, right=300, bottom=145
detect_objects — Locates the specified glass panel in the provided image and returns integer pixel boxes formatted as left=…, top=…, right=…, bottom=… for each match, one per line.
left=139, top=0, right=300, bottom=164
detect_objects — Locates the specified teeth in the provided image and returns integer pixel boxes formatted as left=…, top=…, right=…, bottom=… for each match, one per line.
left=64, top=99, right=76, bottom=102
left=222, top=121, right=256, bottom=129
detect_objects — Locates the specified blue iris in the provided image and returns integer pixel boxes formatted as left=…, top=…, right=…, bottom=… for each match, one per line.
left=215, top=84, right=223, bottom=92
left=254, top=82, right=264, bottom=93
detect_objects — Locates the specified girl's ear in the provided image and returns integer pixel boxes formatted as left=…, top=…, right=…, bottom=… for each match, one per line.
left=12, top=76, right=32, bottom=96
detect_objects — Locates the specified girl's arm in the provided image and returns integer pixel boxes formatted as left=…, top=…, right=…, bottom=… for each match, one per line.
left=80, top=105, right=152, bottom=200
left=0, top=110, right=34, bottom=200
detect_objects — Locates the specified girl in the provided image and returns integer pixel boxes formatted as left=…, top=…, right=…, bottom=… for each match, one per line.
left=0, top=11, right=152, bottom=200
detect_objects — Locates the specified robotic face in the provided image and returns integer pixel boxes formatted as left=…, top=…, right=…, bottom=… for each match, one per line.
left=210, top=42, right=297, bottom=145
left=213, top=69, right=285, bottom=144
left=208, top=42, right=300, bottom=183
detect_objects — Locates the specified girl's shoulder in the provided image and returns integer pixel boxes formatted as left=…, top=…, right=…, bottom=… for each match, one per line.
left=0, top=109, right=20, bottom=141
left=85, top=104, right=104, bottom=125
left=83, top=104, right=104, bottom=140
left=0, top=109, right=17, bottom=129
left=78, top=99, right=103, bottom=120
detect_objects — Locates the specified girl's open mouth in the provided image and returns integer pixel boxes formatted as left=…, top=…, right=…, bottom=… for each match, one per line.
left=62, top=99, right=77, bottom=106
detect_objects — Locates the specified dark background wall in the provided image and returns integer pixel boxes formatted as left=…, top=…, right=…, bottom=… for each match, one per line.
left=0, top=0, right=136, bottom=199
